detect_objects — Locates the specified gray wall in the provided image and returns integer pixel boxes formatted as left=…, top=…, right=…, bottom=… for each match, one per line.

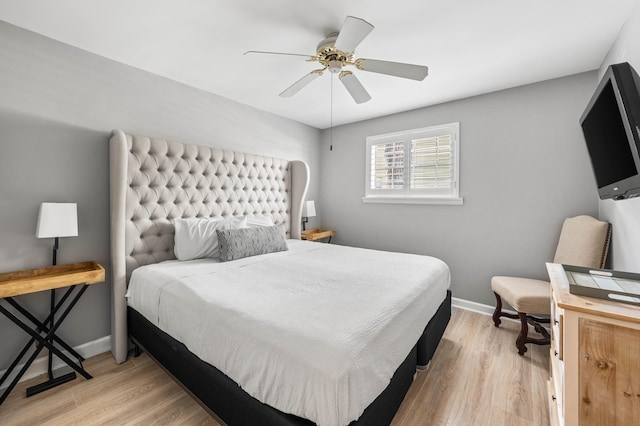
left=318, top=72, right=600, bottom=306
left=598, top=2, right=640, bottom=273
left=0, top=21, right=321, bottom=371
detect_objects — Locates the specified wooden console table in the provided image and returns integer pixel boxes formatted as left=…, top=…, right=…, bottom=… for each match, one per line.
left=0, top=261, right=105, bottom=405
left=301, top=228, right=335, bottom=243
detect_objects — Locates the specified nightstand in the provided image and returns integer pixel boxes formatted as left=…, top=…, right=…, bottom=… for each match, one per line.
left=0, top=261, right=105, bottom=405
left=301, top=228, right=335, bottom=243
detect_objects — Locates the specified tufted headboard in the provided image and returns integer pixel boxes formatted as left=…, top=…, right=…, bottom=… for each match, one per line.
left=109, top=129, right=309, bottom=363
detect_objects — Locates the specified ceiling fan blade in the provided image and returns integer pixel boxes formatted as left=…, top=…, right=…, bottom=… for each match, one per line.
left=279, top=72, right=322, bottom=97
left=334, top=16, right=374, bottom=53
left=357, top=59, right=429, bottom=81
left=244, top=50, right=314, bottom=59
left=339, top=72, right=371, bottom=104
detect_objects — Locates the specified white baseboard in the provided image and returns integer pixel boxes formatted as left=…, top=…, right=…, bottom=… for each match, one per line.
left=452, top=296, right=494, bottom=315
left=452, top=296, right=519, bottom=318
left=0, top=335, right=111, bottom=391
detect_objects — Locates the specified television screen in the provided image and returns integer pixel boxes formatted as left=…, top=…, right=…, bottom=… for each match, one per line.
left=580, top=62, right=640, bottom=200
left=581, top=80, right=637, bottom=187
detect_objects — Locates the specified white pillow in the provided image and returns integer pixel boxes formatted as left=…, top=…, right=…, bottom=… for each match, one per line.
left=174, top=216, right=247, bottom=260
left=246, top=215, right=274, bottom=228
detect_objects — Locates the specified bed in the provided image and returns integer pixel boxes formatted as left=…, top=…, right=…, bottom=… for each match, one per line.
left=109, top=130, right=452, bottom=425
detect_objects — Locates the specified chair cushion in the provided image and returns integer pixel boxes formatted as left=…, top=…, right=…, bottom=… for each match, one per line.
left=491, top=276, right=551, bottom=315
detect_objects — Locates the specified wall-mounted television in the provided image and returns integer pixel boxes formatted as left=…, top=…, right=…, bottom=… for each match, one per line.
left=580, top=62, right=640, bottom=200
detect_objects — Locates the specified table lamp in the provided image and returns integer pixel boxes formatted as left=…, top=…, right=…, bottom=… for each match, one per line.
left=36, top=202, right=78, bottom=266
left=302, top=200, right=316, bottom=231
left=35, top=202, right=79, bottom=390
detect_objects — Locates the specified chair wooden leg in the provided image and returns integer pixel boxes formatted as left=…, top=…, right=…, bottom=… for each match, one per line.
left=493, top=292, right=549, bottom=355
left=514, top=313, right=551, bottom=356
left=493, top=292, right=519, bottom=325
left=516, top=312, right=529, bottom=355
left=492, top=292, right=503, bottom=327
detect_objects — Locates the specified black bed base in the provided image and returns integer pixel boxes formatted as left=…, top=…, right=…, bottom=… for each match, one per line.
left=128, top=290, right=451, bottom=425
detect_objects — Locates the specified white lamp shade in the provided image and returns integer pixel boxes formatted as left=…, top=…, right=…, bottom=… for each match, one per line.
left=302, top=200, right=316, bottom=217
left=36, top=202, right=78, bottom=238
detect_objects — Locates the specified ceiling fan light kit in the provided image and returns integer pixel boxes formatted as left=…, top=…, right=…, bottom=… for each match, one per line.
left=327, top=59, right=343, bottom=74
left=248, top=16, right=429, bottom=104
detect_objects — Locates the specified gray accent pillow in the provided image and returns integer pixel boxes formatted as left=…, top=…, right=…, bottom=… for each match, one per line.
left=217, top=225, right=288, bottom=261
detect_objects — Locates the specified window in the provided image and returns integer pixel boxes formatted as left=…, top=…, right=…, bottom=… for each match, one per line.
left=364, top=122, right=462, bottom=205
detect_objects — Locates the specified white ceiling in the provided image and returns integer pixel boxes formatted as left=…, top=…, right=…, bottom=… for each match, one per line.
left=0, top=0, right=638, bottom=129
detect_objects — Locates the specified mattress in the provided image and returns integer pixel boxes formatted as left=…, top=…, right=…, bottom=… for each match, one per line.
left=126, top=240, right=450, bottom=425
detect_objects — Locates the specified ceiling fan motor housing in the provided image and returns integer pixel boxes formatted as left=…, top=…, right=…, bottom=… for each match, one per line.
left=316, top=32, right=352, bottom=74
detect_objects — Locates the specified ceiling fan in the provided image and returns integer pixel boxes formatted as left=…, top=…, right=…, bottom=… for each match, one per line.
left=244, top=16, right=429, bottom=104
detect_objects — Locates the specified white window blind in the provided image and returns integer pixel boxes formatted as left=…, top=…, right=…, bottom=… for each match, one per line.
left=410, top=134, right=452, bottom=190
left=364, top=123, right=462, bottom=204
left=370, top=140, right=404, bottom=190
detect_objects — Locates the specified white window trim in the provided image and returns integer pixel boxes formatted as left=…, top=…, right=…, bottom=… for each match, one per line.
left=361, top=195, right=463, bottom=205
left=363, top=122, right=463, bottom=205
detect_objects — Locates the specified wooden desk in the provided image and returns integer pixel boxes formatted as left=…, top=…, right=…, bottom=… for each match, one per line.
left=0, top=261, right=105, bottom=405
left=301, top=228, right=335, bottom=243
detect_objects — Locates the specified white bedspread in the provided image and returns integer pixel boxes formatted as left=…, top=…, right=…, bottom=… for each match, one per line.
left=126, top=240, right=450, bottom=425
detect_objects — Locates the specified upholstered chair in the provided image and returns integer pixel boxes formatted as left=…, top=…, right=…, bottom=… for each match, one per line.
left=491, top=215, right=611, bottom=355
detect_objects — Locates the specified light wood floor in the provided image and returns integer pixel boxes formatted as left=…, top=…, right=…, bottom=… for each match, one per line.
left=0, top=308, right=549, bottom=425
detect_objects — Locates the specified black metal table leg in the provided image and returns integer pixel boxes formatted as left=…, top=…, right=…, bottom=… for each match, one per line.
left=48, top=289, right=55, bottom=381
left=6, top=291, right=85, bottom=363
left=0, top=283, right=93, bottom=405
